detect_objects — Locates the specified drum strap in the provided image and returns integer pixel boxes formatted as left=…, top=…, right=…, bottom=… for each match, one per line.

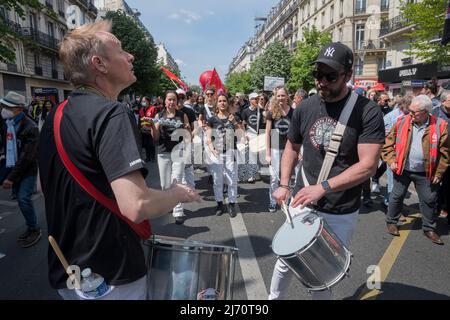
left=53, top=99, right=152, bottom=240
left=302, top=92, right=359, bottom=190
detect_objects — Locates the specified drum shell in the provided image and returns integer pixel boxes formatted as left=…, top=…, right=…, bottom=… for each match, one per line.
left=277, top=217, right=352, bottom=291
left=146, top=238, right=238, bottom=300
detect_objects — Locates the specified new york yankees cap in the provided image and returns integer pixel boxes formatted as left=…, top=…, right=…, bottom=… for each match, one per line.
left=312, top=42, right=354, bottom=71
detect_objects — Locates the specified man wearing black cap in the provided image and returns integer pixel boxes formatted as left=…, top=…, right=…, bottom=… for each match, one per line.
left=269, top=42, right=385, bottom=299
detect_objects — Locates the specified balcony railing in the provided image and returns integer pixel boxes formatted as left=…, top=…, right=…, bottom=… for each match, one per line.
left=264, top=0, right=299, bottom=41
left=21, top=28, right=58, bottom=51
left=45, top=0, right=53, bottom=10
left=35, top=66, right=43, bottom=76
left=4, top=19, right=22, bottom=34
left=355, top=39, right=387, bottom=51
left=7, top=63, right=18, bottom=73
left=52, top=69, right=58, bottom=79
left=59, top=10, right=65, bottom=18
left=380, top=14, right=411, bottom=37
left=283, top=24, right=294, bottom=38
left=355, top=7, right=366, bottom=15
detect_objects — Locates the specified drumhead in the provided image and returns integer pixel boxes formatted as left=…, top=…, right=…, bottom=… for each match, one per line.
left=272, top=213, right=321, bottom=257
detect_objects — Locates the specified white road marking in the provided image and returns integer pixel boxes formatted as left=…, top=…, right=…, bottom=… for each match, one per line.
left=229, top=202, right=268, bottom=300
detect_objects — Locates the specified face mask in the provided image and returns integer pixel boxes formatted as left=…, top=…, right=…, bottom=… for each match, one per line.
left=1, top=108, right=15, bottom=119
left=141, top=102, right=148, bottom=107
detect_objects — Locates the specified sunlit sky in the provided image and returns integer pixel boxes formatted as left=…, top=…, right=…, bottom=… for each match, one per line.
left=126, top=0, right=279, bottom=86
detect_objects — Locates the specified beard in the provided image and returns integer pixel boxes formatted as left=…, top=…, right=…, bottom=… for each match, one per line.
left=318, top=86, right=342, bottom=101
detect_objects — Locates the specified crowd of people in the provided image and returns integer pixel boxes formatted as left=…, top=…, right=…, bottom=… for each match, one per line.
left=0, top=20, right=449, bottom=300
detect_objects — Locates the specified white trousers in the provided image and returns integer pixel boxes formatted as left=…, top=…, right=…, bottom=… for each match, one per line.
left=183, top=164, right=195, bottom=189
left=268, top=208, right=359, bottom=300
left=210, top=151, right=238, bottom=203
left=269, top=148, right=282, bottom=206
left=157, top=152, right=185, bottom=217
left=58, top=276, right=147, bottom=300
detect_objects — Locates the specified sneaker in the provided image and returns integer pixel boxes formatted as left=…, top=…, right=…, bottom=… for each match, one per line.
left=439, top=210, right=448, bottom=219
left=371, top=182, right=380, bottom=193
left=247, top=176, right=256, bottom=183
left=21, top=229, right=42, bottom=248
left=268, top=204, right=277, bottom=213
left=174, top=216, right=186, bottom=225
left=228, top=203, right=237, bottom=218
left=216, top=202, right=226, bottom=216
left=17, top=228, right=34, bottom=242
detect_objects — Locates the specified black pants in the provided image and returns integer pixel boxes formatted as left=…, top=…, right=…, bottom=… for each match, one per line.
left=387, top=171, right=438, bottom=231
left=142, top=134, right=155, bottom=161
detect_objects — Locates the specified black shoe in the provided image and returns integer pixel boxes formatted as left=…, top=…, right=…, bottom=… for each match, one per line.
left=17, top=228, right=34, bottom=242
left=216, top=202, right=226, bottom=216
left=174, top=216, right=186, bottom=225
left=363, top=198, right=373, bottom=207
left=21, top=229, right=42, bottom=248
left=228, top=203, right=237, bottom=218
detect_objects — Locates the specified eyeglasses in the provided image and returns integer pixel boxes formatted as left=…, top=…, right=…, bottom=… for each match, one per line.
left=312, top=70, right=344, bottom=83
left=205, top=93, right=214, bottom=96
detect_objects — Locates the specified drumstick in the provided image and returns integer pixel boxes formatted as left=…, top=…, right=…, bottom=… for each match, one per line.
left=48, top=236, right=80, bottom=288
left=281, top=201, right=294, bottom=229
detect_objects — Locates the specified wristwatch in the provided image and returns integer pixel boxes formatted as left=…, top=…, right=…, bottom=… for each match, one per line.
left=321, top=180, right=332, bottom=193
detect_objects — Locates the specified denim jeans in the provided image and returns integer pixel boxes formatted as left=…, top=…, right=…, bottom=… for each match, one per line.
left=12, top=175, right=39, bottom=230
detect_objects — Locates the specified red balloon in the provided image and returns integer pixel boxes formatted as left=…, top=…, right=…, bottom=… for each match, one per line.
left=199, top=70, right=213, bottom=90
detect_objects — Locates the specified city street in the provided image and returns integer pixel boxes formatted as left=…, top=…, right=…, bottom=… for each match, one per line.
left=0, top=161, right=449, bottom=300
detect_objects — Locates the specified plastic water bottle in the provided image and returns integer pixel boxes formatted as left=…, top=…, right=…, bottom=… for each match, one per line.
left=79, top=268, right=110, bottom=299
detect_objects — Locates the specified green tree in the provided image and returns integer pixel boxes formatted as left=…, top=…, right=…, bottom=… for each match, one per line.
left=105, top=11, right=159, bottom=96
left=188, top=84, right=202, bottom=93
left=288, top=26, right=332, bottom=92
left=249, top=41, right=292, bottom=92
left=401, top=0, right=450, bottom=65
left=225, top=70, right=252, bottom=96
left=0, top=0, right=56, bottom=63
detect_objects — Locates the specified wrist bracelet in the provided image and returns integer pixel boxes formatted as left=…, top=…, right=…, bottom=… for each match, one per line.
left=279, top=184, right=291, bottom=190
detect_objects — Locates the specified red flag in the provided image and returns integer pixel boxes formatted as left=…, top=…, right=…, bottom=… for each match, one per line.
left=442, top=0, right=450, bottom=45
left=161, top=66, right=188, bottom=90
left=208, top=68, right=226, bottom=93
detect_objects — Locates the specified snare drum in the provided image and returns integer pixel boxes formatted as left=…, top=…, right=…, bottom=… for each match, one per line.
left=146, top=236, right=238, bottom=300
left=272, top=208, right=352, bottom=291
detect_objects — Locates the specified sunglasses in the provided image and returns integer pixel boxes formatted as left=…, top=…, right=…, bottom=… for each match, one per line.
left=205, top=93, right=214, bottom=96
left=312, top=70, right=344, bottom=83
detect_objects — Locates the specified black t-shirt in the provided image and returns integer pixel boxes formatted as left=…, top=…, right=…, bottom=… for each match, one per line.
left=267, top=108, right=294, bottom=150
left=241, top=107, right=264, bottom=132
left=193, top=104, right=203, bottom=119
left=180, top=106, right=196, bottom=126
left=288, top=92, right=385, bottom=214
left=207, top=115, right=237, bottom=152
left=156, top=109, right=185, bottom=153
left=200, top=104, right=215, bottom=121
left=38, top=90, right=148, bottom=289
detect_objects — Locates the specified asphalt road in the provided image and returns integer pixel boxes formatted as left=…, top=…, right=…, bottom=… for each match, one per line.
left=0, top=161, right=449, bottom=300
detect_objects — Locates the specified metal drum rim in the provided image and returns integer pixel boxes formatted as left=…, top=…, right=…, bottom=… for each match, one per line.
left=272, top=215, right=324, bottom=257
left=146, top=238, right=239, bottom=254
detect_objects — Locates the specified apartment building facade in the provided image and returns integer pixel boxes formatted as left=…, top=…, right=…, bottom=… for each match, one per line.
left=0, top=0, right=98, bottom=103
left=229, top=0, right=391, bottom=88
left=156, top=43, right=179, bottom=73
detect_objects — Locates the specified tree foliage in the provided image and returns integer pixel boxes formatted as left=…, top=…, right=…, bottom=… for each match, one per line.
left=401, top=0, right=450, bottom=65
left=288, top=26, right=332, bottom=92
left=105, top=11, right=159, bottom=96
left=249, top=41, right=292, bottom=92
left=225, top=70, right=252, bottom=96
left=0, top=0, right=56, bottom=63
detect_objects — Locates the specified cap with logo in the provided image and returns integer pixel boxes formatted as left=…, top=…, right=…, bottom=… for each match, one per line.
left=312, top=42, right=354, bottom=71
left=0, top=91, right=26, bottom=108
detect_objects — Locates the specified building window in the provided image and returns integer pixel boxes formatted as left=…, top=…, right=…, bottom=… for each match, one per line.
left=355, top=24, right=365, bottom=50
left=330, top=5, right=334, bottom=24
left=339, top=0, right=344, bottom=18
left=314, top=0, right=318, bottom=10
left=355, top=57, right=363, bottom=75
left=307, top=1, right=311, bottom=17
left=29, top=13, right=37, bottom=30
left=377, top=57, right=386, bottom=70
left=0, top=7, right=7, bottom=20
left=321, top=11, right=325, bottom=29
left=338, top=27, right=343, bottom=42
left=47, top=21, right=54, bottom=37
left=381, top=0, right=389, bottom=11
left=355, top=0, right=366, bottom=14
left=57, top=0, right=65, bottom=16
